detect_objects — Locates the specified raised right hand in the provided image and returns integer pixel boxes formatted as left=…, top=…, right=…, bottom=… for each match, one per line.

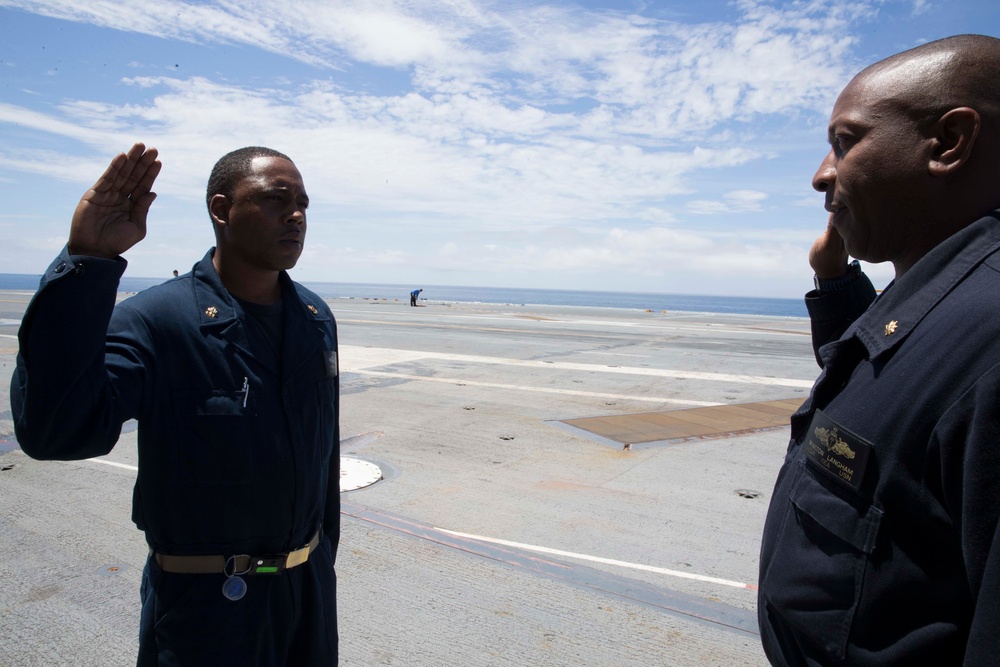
left=68, top=143, right=162, bottom=258
left=809, top=214, right=850, bottom=279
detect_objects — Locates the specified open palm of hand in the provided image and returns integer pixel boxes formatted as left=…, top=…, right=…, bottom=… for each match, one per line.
left=69, top=143, right=162, bottom=259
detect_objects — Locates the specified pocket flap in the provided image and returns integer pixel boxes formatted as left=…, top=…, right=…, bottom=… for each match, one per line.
left=789, top=465, right=883, bottom=554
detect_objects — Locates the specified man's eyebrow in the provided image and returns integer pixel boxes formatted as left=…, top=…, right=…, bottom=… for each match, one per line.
left=265, top=184, right=307, bottom=194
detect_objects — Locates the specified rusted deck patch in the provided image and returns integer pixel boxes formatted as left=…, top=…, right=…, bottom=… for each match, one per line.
left=555, top=398, right=802, bottom=449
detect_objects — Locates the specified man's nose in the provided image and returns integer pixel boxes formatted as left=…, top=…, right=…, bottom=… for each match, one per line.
left=812, top=151, right=836, bottom=192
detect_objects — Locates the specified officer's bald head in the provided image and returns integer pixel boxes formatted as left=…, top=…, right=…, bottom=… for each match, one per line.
left=813, top=35, right=1000, bottom=275
left=852, top=34, right=1000, bottom=130
left=842, top=35, right=1000, bottom=225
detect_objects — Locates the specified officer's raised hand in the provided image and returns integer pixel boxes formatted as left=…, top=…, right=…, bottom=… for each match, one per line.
left=69, top=143, right=162, bottom=259
left=809, top=213, right=850, bottom=280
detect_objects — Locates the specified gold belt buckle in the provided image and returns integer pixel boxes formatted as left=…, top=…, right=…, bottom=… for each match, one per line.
left=285, top=544, right=311, bottom=569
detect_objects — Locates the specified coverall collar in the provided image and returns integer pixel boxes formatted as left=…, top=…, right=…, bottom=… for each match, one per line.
left=843, top=210, right=1000, bottom=363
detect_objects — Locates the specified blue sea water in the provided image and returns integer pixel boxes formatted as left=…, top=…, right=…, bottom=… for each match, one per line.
left=0, top=274, right=807, bottom=318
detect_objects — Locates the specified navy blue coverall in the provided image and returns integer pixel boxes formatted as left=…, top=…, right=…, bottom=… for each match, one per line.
left=758, top=212, right=1000, bottom=665
left=11, top=248, right=340, bottom=665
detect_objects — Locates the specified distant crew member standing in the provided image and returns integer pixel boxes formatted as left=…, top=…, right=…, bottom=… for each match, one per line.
left=758, top=35, right=1000, bottom=665
left=11, top=143, right=341, bottom=665
left=410, top=288, right=422, bottom=306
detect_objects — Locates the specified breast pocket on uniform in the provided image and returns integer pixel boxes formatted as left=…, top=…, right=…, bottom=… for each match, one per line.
left=761, top=460, right=883, bottom=663
left=174, top=388, right=259, bottom=485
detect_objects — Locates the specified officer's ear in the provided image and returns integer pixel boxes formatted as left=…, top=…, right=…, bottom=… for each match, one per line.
left=928, top=107, right=980, bottom=177
left=209, top=194, right=231, bottom=228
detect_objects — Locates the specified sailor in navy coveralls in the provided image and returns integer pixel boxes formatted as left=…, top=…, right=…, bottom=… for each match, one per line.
left=11, top=144, right=340, bottom=665
left=758, top=35, right=1000, bottom=666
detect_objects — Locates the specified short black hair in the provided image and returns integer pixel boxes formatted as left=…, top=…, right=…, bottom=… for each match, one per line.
left=206, top=146, right=292, bottom=213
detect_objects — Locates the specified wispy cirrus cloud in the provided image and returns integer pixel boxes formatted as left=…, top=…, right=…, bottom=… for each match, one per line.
left=0, top=0, right=932, bottom=295
left=686, top=190, right=768, bottom=215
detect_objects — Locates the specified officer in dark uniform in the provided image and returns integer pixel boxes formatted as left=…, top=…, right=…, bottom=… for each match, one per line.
left=11, top=144, right=340, bottom=665
left=758, top=35, right=1000, bottom=665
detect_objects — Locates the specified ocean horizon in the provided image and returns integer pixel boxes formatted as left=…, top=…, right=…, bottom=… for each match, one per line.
left=0, top=273, right=808, bottom=318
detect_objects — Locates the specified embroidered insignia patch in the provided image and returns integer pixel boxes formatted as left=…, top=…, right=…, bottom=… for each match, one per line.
left=802, top=408, right=873, bottom=492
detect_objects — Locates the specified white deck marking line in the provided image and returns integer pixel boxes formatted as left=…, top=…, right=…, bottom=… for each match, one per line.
left=436, top=527, right=756, bottom=590
left=339, top=315, right=806, bottom=337
left=354, top=370, right=721, bottom=406
left=75, top=458, right=755, bottom=589
left=84, top=458, right=138, bottom=472
left=340, top=344, right=813, bottom=388
left=577, top=351, right=650, bottom=358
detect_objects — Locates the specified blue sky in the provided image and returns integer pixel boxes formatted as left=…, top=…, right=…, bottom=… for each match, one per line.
left=1, top=1, right=997, bottom=297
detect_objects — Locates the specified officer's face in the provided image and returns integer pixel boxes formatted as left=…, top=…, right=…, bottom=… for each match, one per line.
left=811, top=72, right=930, bottom=268
left=219, top=157, right=309, bottom=272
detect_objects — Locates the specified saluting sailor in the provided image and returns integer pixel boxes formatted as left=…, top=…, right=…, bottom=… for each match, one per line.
left=12, top=144, right=340, bottom=665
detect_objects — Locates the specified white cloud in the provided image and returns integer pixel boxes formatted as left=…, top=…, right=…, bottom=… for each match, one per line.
left=0, top=0, right=899, bottom=295
left=301, top=5, right=463, bottom=67
left=4, top=0, right=865, bottom=129
left=687, top=189, right=768, bottom=215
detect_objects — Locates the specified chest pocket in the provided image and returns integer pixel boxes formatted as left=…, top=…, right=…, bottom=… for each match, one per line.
left=761, top=460, right=883, bottom=662
left=174, top=390, right=261, bottom=486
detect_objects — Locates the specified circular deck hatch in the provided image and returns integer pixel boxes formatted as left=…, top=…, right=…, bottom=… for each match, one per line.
left=340, top=457, right=383, bottom=491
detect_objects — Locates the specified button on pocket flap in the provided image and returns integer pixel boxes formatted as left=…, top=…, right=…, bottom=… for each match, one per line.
left=789, top=467, right=883, bottom=554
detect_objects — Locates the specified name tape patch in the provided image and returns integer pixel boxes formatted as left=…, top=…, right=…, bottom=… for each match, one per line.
left=324, top=350, right=338, bottom=377
left=802, top=408, right=873, bottom=492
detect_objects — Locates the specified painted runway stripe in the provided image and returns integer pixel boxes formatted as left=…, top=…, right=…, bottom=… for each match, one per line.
left=82, top=457, right=138, bottom=471
left=338, top=312, right=807, bottom=338
left=341, top=344, right=814, bottom=388
left=338, top=318, right=628, bottom=339
left=577, top=350, right=651, bottom=358
left=64, top=458, right=759, bottom=634
left=80, top=455, right=752, bottom=590
left=352, top=370, right=721, bottom=407
left=342, top=501, right=759, bottom=636
left=436, top=527, right=757, bottom=590
left=79, top=456, right=756, bottom=595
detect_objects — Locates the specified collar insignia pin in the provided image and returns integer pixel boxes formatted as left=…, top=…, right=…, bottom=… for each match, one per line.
left=205, top=306, right=218, bottom=319
left=307, top=304, right=318, bottom=315
left=884, top=320, right=898, bottom=336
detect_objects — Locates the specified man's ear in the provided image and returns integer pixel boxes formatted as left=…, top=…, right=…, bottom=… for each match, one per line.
left=209, top=194, right=230, bottom=227
left=929, top=107, right=980, bottom=176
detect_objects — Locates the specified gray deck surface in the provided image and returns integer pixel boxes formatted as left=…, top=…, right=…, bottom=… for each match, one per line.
left=0, top=289, right=819, bottom=666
